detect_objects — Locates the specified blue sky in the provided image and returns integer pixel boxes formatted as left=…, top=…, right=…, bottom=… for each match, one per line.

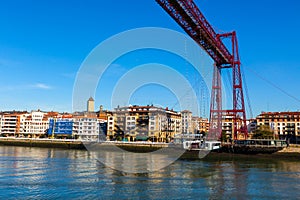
left=0, top=0, right=300, bottom=118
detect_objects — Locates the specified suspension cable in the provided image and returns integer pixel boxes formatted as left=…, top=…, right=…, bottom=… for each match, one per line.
left=241, top=64, right=253, bottom=119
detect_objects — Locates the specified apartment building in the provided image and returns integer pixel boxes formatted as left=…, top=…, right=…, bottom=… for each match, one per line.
left=73, top=112, right=100, bottom=141
left=108, top=105, right=181, bottom=142
left=199, top=118, right=209, bottom=133
left=256, top=111, right=300, bottom=143
left=181, top=110, right=193, bottom=134
left=222, top=113, right=234, bottom=139
left=48, top=114, right=74, bottom=138
left=20, top=111, right=52, bottom=138
left=0, top=114, right=2, bottom=134
left=0, top=111, right=28, bottom=136
left=165, top=108, right=182, bottom=141
left=107, top=113, right=115, bottom=137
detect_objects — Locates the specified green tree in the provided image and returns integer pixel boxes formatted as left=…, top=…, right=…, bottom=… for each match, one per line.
left=221, top=130, right=228, bottom=142
left=252, top=125, right=274, bottom=139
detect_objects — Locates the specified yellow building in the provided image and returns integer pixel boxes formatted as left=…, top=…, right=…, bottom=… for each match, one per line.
left=107, top=105, right=181, bottom=142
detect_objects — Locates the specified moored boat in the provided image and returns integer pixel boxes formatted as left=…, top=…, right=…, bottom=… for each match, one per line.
left=182, top=140, right=221, bottom=158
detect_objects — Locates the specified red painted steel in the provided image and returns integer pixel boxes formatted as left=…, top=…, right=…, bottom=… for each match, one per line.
left=156, top=0, right=248, bottom=139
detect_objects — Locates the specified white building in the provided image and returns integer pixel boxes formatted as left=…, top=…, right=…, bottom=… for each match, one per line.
left=148, top=107, right=167, bottom=136
left=0, top=112, right=25, bottom=136
left=20, top=111, right=50, bottom=137
left=1, top=114, right=18, bottom=136
left=74, top=117, right=100, bottom=141
left=181, top=110, right=192, bottom=134
left=191, top=116, right=200, bottom=134
left=166, top=109, right=182, bottom=136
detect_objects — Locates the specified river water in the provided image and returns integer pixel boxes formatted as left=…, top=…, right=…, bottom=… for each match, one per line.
left=0, top=146, right=299, bottom=199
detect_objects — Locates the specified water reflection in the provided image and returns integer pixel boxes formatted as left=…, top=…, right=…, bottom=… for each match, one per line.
left=85, top=142, right=185, bottom=173
left=0, top=146, right=299, bottom=199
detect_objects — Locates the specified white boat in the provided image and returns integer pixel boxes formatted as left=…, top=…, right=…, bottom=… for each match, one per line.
left=182, top=140, right=221, bottom=159
left=183, top=140, right=221, bottom=151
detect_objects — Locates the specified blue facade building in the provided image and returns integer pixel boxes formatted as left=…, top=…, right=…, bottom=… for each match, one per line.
left=99, top=122, right=107, bottom=136
left=48, top=118, right=73, bottom=135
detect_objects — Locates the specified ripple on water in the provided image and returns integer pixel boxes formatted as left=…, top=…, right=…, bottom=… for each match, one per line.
left=0, top=146, right=300, bottom=199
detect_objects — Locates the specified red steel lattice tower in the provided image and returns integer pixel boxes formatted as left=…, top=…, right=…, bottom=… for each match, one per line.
left=156, top=0, right=248, bottom=139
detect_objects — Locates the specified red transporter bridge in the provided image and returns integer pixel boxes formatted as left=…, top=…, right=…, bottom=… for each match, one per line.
left=156, top=0, right=248, bottom=140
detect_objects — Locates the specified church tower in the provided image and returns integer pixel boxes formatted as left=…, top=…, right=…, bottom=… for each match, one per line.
left=87, top=97, right=95, bottom=112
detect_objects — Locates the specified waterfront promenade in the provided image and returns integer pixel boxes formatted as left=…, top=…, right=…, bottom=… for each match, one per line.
left=0, top=137, right=84, bottom=149
left=0, top=137, right=299, bottom=160
left=0, top=137, right=169, bottom=151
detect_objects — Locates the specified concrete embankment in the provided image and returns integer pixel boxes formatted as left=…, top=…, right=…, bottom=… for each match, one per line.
left=0, top=138, right=299, bottom=160
left=0, top=137, right=85, bottom=149
left=98, top=141, right=168, bottom=152
left=208, top=145, right=300, bottom=162
left=220, top=144, right=285, bottom=154
left=0, top=138, right=169, bottom=152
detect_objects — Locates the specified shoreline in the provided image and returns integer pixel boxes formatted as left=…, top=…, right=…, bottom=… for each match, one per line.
left=0, top=137, right=299, bottom=160
left=0, top=137, right=85, bottom=149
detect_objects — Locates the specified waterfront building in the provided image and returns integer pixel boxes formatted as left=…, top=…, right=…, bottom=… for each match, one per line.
left=191, top=116, right=200, bottom=134
left=0, top=111, right=28, bottom=137
left=247, top=119, right=257, bottom=133
left=97, top=105, right=108, bottom=120
left=199, top=118, right=209, bottom=133
left=48, top=114, right=74, bottom=138
left=76, top=117, right=99, bottom=141
left=193, top=117, right=208, bottom=134
left=99, top=119, right=107, bottom=140
left=181, top=111, right=208, bottom=135
left=220, top=111, right=247, bottom=140
left=222, top=113, right=234, bottom=140
left=181, top=110, right=193, bottom=134
left=0, top=114, right=2, bottom=134
left=107, top=113, right=115, bottom=138
left=256, top=111, right=300, bottom=143
left=109, top=105, right=181, bottom=142
left=148, top=108, right=167, bottom=141
left=19, top=110, right=52, bottom=138
left=165, top=108, right=182, bottom=140
left=73, top=112, right=100, bottom=141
